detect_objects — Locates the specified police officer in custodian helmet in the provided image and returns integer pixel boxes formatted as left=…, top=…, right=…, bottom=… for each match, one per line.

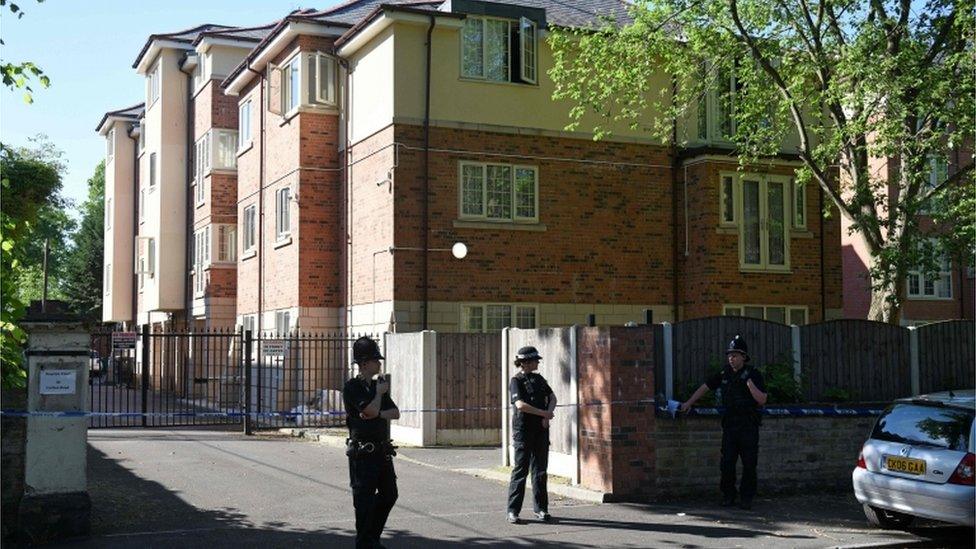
left=680, top=335, right=768, bottom=509
left=343, top=336, right=400, bottom=548
left=507, top=346, right=557, bottom=524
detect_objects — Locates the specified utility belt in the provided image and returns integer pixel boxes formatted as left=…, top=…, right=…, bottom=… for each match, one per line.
left=346, top=438, right=397, bottom=459
left=721, top=406, right=763, bottom=426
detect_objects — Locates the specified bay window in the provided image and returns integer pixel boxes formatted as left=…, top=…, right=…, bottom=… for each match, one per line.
left=272, top=51, right=338, bottom=115
left=461, top=16, right=537, bottom=84
left=720, top=171, right=791, bottom=271
left=459, top=162, right=538, bottom=223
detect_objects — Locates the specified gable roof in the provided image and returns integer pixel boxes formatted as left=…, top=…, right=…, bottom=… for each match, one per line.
left=132, top=23, right=234, bottom=69
left=193, top=23, right=278, bottom=46
left=96, top=103, right=145, bottom=134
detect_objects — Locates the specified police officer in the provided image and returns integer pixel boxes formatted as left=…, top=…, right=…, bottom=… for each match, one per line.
left=507, top=346, right=557, bottom=524
left=343, top=336, right=400, bottom=548
left=680, top=335, right=767, bottom=510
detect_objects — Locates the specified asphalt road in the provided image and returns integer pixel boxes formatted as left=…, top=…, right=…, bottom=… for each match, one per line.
left=42, top=428, right=974, bottom=548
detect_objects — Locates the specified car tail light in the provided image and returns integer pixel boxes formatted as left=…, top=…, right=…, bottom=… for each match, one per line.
left=948, top=452, right=975, bottom=486
left=857, top=451, right=867, bottom=469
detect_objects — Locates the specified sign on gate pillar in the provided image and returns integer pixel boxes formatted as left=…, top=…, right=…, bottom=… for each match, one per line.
left=18, top=301, right=91, bottom=543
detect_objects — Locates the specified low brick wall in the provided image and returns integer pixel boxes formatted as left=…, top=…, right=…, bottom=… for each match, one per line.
left=2, top=386, right=27, bottom=541
left=651, top=415, right=876, bottom=499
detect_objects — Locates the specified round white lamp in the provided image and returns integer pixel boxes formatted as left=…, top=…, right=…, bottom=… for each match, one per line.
left=451, top=242, right=468, bottom=260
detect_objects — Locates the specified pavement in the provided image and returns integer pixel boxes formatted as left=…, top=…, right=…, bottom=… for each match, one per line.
left=28, top=426, right=975, bottom=548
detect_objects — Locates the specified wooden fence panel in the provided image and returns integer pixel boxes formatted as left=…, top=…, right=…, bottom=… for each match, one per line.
left=800, top=320, right=910, bottom=402
left=671, top=317, right=792, bottom=400
left=918, top=320, right=976, bottom=394
left=436, top=333, right=501, bottom=431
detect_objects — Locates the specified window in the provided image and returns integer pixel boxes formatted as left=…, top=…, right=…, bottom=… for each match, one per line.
left=147, top=237, right=156, bottom=277
left=275, top=310, right=291, bottom=336
left=872, top=404, right=973, bottom=452
left=719, top=174, right=735, bottom=226
left=138, top=256, right=146, bottom=290
left=192, top=227, right=210, bottom=295
left=243, top=205, right=257, bottom=253
left=195, top=130, right=238, bottom=187
left=238, top=100, right=252, bottom=150
left=194, top=133, right=211, bottom=186
left=138, top=188, right=146, bottom=223
left=461, top=16, right=537, bottom=84
left=138, top=121, right=145, bottom=152
left=723, top=304, right=808, bottom=325
left=721, top=172, right=790, bottom=271
left=793, top=180, right=806, bottom=229
left=149, top=153, right=157, bottom=188
left=275, top=187, right=291, bottom=240
left=242, top=314, right=258, bottom=357
left=274, top=52, right=338, bottom=115
left=106, top=129, right=115, bottom=163
left=459, top=162, right=537, bottom=223
left=105, top=198, right=112, bottom=230
left=217, top=224, right=237, bottom=263
left=148, top=62, right=160, bottom=104
left=921, top=155, right=949, bottom=213
left=136, top=237, right=155, bottom=290
left=697, top=65, right=743, bottom=142
left=105, top=264, right=111, bottom=295
left=462, top=303, right=537, bottom=332
left=908, top=255, right=952, bottom=299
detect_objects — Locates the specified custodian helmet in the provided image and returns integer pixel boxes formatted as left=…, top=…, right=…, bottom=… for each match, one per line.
left=353, top=336, right=384, bottom=364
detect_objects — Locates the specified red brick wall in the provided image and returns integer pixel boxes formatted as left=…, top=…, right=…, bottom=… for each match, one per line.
left=379, top=124, right=674, bottom=306
left=349, top=126, right=397, bottom=306
left=577, top=326, right=656, bottom=498
left=235, top=35, right=342, bottom=319
left=678, top=158, right=843, bottom=321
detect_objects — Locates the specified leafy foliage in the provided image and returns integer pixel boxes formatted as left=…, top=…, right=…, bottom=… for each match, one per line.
left=0, top=0, right=50, bottom=103
left=761, top=361, right=803, bottom=404
left=549, top=0, right=975, bottom=323
left=62, top=162, right=105, bottom=319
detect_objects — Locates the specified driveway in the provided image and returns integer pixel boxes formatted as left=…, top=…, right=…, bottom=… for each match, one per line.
left=47, top=428, right=974, bottom=548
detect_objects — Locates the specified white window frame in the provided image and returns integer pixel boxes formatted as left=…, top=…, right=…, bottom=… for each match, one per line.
left=105, top=198, right=112, bottom=230
left=275, top=187, right=291, bottom=240
left=460, top=303, right=538, bottom=333
left=243, top=205, right=257, bottom=253
left=138, top=121, right=145, bottom=152
left=213, top=129, right=238, bottom=170
left=135, top=236, right=156, bottom=289
left=907, top=255, right=953, bottom=300
left=216, top=224, right=237, bottom=263
left=106, top=129, right=115, bottom=163
left=723, top=304, right=809, bottom=325
left=282, top=54, right=301, bottom=115
left=793, top=179, right=807, bottom=229
left=718, top=172, right=737, bottom=227
left=274, top=309, right=292, bottom=336
left=460, top=15, right=538, bottom=85
left=312, top=51, right=338, bottom=106
left=238, top=99, right=252, bottom=151
left=458, top=161, right=539, bottom=223
left=728, top=172, right=791, bottom=272
left=272, top=51, right=339, bottom=117
left=105, top=264, right=111, bottom=295
left=138, top=188, right=146, bottom=223
left=148, top=61, right=161, bottom=105
left=149, top=152, right=157, bottom=188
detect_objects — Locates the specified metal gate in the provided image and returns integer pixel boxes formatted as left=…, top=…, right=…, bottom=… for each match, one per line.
left=89, top=328, right=363, bottom=430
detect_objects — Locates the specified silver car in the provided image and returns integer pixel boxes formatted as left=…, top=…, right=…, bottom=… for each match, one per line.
left=853, top=390, right=975, bottom=528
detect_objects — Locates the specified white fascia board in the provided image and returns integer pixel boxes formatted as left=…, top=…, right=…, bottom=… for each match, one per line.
left=135, top=39, right=193, bottom=75
left=337, top=12, right=464, bottom=58
left=223, top=21, right=346, bottom=96
left=196, top=36, right=256, bottom=54
left=97, top=116, right=131, bottom=136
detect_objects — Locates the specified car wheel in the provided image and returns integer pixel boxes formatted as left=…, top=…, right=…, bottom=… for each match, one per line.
left=863, top=504, right=916, bottom=529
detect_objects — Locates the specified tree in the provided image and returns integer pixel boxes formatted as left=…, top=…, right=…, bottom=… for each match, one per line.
left=0, top=141, right=64, bottom=387
left=1, top=0, right=49, bottom=104
left=549, top=0, right=975, bottom=323
left=62, top=162, right=105, bottom=320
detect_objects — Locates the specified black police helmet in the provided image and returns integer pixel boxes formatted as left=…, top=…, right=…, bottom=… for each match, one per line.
left=726, top=335, right=749, bottom=362
left=352, top=336, right=384, bottom=364
left=515, top=346, right=542, bottom=364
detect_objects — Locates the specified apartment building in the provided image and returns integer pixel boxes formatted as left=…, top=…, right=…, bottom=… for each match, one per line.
left=100, top=0, right=844, bottom=336
left=842, top=153, right=975, bottom=324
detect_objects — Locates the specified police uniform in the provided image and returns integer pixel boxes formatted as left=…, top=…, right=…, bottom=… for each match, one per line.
left=507, top=346, right=554, bottom=523
left=705, top=336, right=766, bottom=508
left=343, top=337, right=398, bottom=549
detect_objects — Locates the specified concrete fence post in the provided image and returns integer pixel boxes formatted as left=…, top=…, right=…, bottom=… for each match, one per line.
left=421, top=330, right=438, bottom=446
left=791, top=325, right=802, bottom=384
left=909, top=326, right=920, bottom=396
left=501, top=327, right=510, bottom=467
left=570, top=325, right=580, bottom=486
left=662, top=322, right=673, bottom=401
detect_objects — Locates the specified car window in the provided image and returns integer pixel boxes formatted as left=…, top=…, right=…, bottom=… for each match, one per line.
left=871, top=404, right=974, bottom=451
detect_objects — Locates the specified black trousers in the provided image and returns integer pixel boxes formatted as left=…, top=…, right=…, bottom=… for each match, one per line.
left=349, top=453, right=398, bottom=548
left=720, top=419, right=760, bottom=502
left=507, top=429, right=549, bottom=515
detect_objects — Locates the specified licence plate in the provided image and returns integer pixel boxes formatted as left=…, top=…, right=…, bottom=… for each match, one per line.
left=884, top=455, right=926, bottom=475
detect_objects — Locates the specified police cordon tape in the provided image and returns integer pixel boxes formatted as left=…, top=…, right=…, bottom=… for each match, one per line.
left=0, top=400, right=884, bottom=419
